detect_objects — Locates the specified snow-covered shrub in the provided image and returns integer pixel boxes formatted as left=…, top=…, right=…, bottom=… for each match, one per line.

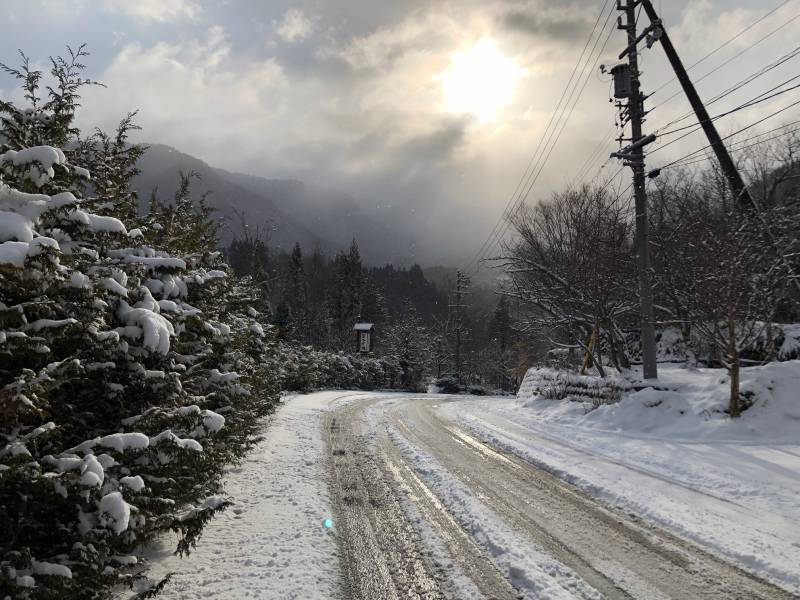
left=777, top=324, right=800, bottom=361
left=433, top=376, right=461, bottom=394
left=272, top=344, right=397, bottom=392
left=0, top=47, right=278, bottom=599
left=517, top=367, right=633, bottom=408
left=466, top=384, right=491, bottom=396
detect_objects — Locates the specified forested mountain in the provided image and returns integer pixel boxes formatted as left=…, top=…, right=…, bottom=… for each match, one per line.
left=133, top=144, right=416, bottom=264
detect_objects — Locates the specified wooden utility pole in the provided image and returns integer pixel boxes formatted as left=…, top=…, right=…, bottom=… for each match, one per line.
left=638, top=0, right=753, bottom=208
left=613, top=0, right=659, bottom=380
left=450, top=270, right=471, bottom=384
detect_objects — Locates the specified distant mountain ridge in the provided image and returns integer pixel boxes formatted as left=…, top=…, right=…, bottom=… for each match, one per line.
left=132, top=144, right=416, bottom=264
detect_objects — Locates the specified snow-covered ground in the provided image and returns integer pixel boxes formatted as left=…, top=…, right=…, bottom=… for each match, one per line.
left=439, top=361, right=800, bottom=593
left=143, top=391, right=365, bottom=600
left=142, top=364, right=800, bottom=598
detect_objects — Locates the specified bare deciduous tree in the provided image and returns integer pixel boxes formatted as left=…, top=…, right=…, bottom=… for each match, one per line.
left=499, top=185, right=637, bottom=375
left=670, top=202, right=783, bottom=416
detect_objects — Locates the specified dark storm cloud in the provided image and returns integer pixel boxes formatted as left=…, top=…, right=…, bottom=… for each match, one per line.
left=397, top=118, right=469, bottom=168
left=504, top=11, right=590, bottom=40
left=501, top=3, right=595, bottom=41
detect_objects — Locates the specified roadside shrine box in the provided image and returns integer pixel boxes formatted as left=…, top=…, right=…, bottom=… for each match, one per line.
left=353, top=322, right=374, bottom=353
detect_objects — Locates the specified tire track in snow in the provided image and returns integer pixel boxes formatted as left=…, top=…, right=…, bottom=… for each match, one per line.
left=390, top=399, right=795, bottom=600
left=326, top=396, right=520, bottom=600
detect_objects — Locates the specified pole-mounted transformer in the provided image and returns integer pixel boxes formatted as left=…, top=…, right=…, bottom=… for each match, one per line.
left=610, top=63, right=632, bottom=99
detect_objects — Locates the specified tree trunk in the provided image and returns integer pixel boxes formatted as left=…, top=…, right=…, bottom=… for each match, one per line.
left=605, top=321, right=629, bottom=372
left=681, top=318, right=697, bottom=367
left=578, top=333, right=606, bottom=378
left=728, top=317, right=741, bottom=418
left=580, top=328, right=598, bottom=375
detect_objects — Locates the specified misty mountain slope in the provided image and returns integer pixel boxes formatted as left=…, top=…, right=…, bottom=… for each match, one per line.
left=133, top=144, right=333, bottom=253
left=223, top=171, right=418, bottom=265
left=133, top=144, right=416, bottom=263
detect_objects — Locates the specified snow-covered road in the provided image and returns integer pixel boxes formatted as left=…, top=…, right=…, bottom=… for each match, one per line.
left=148, top=390, right=800, bottom=599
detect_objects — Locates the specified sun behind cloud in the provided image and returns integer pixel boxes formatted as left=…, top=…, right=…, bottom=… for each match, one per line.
left=441, top=38, right=526, bottom=122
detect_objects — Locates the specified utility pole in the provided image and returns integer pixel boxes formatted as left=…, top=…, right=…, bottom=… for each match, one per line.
left=639, top=0, right=753, bottom=208
left=449, top=270, right=471, bottom=384
left=612, top=0, right=658, bottom=380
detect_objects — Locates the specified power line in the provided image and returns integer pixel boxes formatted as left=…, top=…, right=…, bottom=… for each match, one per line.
left=656, top=97, right=800, bottom=171
left=565, top=7, right=647, bottom=190
left=568, top=124, right=617, bottom=187
left=664, top=121, right=800, bottom=168
left=649, top=73, right=800, bottom=159
left=477, top=6, right=618, bottom=267
left=659, top=43, right=800, bottom=131
left=572, top=2, right=797, bottom=198
left=649, top=8, right=800, bottom=118
left=659, top=73, right=800, bottom=137
left=473, top=4, right=616, bottom=268
left=649, top=0, right=795, bottom=99
left=518, top=18, right=616, bottom=208
left=462, top=0, right=613, bottom=273
left=670, top=121, right=800, bottom=168
left=464, top=1, right=616, bottom=273
left=466, top=0, right=798, bottom=272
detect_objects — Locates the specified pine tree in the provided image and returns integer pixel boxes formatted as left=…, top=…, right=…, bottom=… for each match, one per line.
left=386, top=300, right=431, bottom=391
left=281, top=242, right=308, bottom=342
left=304, top=245, right=330, bottom=348
left=488, top=296, right=513, bottom=391
left=329, top=238, right=363, bottom=349
left=0, top=48, right=277, bottom=599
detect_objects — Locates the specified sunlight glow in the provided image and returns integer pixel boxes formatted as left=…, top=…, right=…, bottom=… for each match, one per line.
left=441, top=39, right=525, bottom=122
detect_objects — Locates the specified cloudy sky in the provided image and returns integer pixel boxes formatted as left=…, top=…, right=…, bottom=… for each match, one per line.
left=1, top=0, right=797, bottom=264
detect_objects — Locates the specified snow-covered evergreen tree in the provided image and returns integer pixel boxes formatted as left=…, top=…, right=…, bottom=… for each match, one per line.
left=487, top=296, right=514, bottom=391
left=386, top=300, right=431, bottom=391
left=329, top=239, right=363, bottom=348
left=0, top=47, right=277, bottom=599
left=279, top=242, right=308, bottom=343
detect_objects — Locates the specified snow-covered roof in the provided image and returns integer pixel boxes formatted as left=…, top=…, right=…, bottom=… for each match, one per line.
left=354, top=323, right=374, bottom=331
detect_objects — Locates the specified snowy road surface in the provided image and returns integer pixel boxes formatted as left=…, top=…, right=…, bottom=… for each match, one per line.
left=149, top=391, right=800, bottom=599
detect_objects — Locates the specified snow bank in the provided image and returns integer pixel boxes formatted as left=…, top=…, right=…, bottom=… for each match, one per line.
left=441, top=362, right=800, bottom=593
left=518, top=361, right=800, bottom=443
